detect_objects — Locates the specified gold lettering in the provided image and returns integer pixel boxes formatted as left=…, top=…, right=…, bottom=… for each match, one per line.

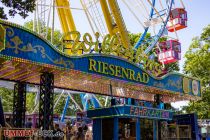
left=143, top=73, right=149, bottom=83
left=129, top=69, right=136, bottom=81
left=98, top=61, right=102, bottom=73
left=102, top=62, right=109, bottom=74
left=67, top=31, right=81, bottom=54
left=101, top=34, right=111, bottom=54
left=61, top=31, right=162, bottom=76
left=93, top=32, right=100, bottom=52
left=89, top=59, right=97, bottom=72
left=83, top=33, right=93, bottom=52
left=109, top=34, right=121, bottom=55
left=109, top=64, right=115, bottom=76
left=136, top=72, right=143, bottom=82
left=89, top=59, right=150, bottom=84
left=122, top=67, right=129, bottom=79
left=115, top=66, right=122, bottom=77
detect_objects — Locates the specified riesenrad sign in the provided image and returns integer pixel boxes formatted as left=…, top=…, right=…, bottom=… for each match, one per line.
left=0, top=20, right=201, bottom=102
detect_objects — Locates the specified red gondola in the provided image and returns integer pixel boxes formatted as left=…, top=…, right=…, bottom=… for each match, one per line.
left=167, top=8, right=187, bottom=32
left=157, top=40, right=181, bottom=64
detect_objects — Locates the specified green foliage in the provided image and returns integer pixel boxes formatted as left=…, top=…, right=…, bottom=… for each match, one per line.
left=0, top=0, right=36, bottom=19
left=182, top=24, right=210, bottom=119
left=26, top=93, right=36, bottom=113
left=0, top=87, right=13, bottom=112
left=24, top=20, right=63, bottom=47
left=53, top=94, right=84, bottom=116
left=182, top=89, right=210, bottom=119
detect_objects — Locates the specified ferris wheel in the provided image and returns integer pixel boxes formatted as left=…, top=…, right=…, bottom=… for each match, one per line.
left=33, top=0, right=188, bottom=115
left=34, top=0, right=187, bottom=68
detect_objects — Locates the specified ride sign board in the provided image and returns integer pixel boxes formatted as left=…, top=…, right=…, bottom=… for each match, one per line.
left=0, top=20, right=201, bottom=101
left=0, top=24, right=6, bottom=51
left=87, top=105, right=173, bottom=120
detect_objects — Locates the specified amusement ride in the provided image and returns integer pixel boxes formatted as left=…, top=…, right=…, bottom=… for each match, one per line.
left=0, top=0, right=203, bottom=140
left=32, top=0, right=188, bottom=119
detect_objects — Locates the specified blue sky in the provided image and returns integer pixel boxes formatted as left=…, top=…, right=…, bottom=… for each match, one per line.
left=5, top=0, right=210, bottom=108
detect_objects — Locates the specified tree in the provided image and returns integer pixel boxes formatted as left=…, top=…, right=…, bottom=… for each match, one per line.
left=0, top=0, right=36, bottom=19
left=24, top=20, right=63, bottom=47
left=0, top=87, right=13, bottom=112
left=182, top=24, right=210, bottom=119
left=54, top=94, right=83, bottom=116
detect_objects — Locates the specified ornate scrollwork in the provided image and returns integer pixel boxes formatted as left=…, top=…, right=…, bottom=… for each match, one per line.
left=167, top=79, right=182, bottom=90
left=153, top=81, right=165, bottom=88
left=5, top=27, right=74, bottom=69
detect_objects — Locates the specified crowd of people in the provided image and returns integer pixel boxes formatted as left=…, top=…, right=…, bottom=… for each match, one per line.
left=24, top=118, right=92, bottom=140
left=58, top=121, right=92, bottom=140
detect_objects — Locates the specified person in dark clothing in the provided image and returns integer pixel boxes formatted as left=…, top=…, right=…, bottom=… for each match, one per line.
left=25, top=118, right=32, bottom=128
left=76, top=127, right=85, bottom=140
left=53, top=123, right=63, bottom=140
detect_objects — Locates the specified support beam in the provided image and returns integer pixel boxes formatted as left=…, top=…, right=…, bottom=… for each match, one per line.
left=153, top=120, right=158, bottom=140
left=113, top=117, right=118, bottom=140
left=136, top=118, right=140, bottom=140
left=39, top=72, right=54, bottom=130
left=13, top=82, right=26, bottom=128
left=93, top=119, right=102, bottom=140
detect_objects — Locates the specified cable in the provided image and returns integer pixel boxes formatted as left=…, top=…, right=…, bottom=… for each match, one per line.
left=134, top=0, right=149, bottom=20
left=139, top=0, right=150, bottom=17
left=80, top=0, right=96, bottom=35
left=180, top=0, right=185, bottom=9
left=159, top=0, right=164, bottom=10
left=147, top=0, right=164, bottom=22
left=122, top=0, right=146, bottom=29
left=81, top=0, right=104, bottom=38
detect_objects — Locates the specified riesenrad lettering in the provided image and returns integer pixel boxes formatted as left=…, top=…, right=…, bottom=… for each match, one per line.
left=62, top=31, right=163, bottom=76
left=88, top=58, right=150, bottom=84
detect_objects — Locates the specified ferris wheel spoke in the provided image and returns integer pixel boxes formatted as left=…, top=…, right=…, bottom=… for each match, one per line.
left=138, top=0, right=150, bottom=17
left=134, top=0, right=156, bottom=49
left=144, top=0, right=173, bottom=54
left=122, top=0, right=146, bottom=29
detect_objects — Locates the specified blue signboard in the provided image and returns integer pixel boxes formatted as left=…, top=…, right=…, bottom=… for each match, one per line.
left=0, top=20, right=201, bottom=99
left=87, top=105, right=173, bottom=120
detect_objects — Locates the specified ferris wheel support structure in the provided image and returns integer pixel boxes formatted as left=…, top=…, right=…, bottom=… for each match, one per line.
left=144, top=0, right=173, bottom=54
left=134, top=0, right=174, bottom=55
left=134, top=0, right=155, bottom=49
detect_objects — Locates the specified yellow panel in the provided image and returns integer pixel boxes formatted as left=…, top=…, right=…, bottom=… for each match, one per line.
left=99, top=0, right=114, bottom=35
left=55, top=0, right=69, bottom=34
left=55, top=0, right=82, bottom=55
left=107, top=0, right=131, bottom=48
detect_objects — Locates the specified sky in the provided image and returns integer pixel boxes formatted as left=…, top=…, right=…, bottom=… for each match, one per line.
left=5, top=0, right=210, bottom=109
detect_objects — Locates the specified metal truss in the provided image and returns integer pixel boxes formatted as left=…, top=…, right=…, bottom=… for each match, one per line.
left=13, top=82, right=26, bottom=128
left=39, top=72, right=54, bottom=130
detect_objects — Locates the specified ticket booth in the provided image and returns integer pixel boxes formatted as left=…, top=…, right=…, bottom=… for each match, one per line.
left=87, top=105, right=173, bottom=140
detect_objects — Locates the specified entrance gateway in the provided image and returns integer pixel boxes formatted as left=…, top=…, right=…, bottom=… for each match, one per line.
left=0, top=20, right=201, bottom=139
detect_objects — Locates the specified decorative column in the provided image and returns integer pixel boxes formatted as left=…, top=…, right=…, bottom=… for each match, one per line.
left=154, top=94, right=162, bottom=140
left=13, top=82, right=26, bottom=128
left=153, top=120, right=158, bottom=140
left=93, top=119, right=102, bottom=140
left=39, top=72, right=54, bottom=130
left=136, top=118, right=140, bottom=140
left=113, top=117, right=119, bottom=140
